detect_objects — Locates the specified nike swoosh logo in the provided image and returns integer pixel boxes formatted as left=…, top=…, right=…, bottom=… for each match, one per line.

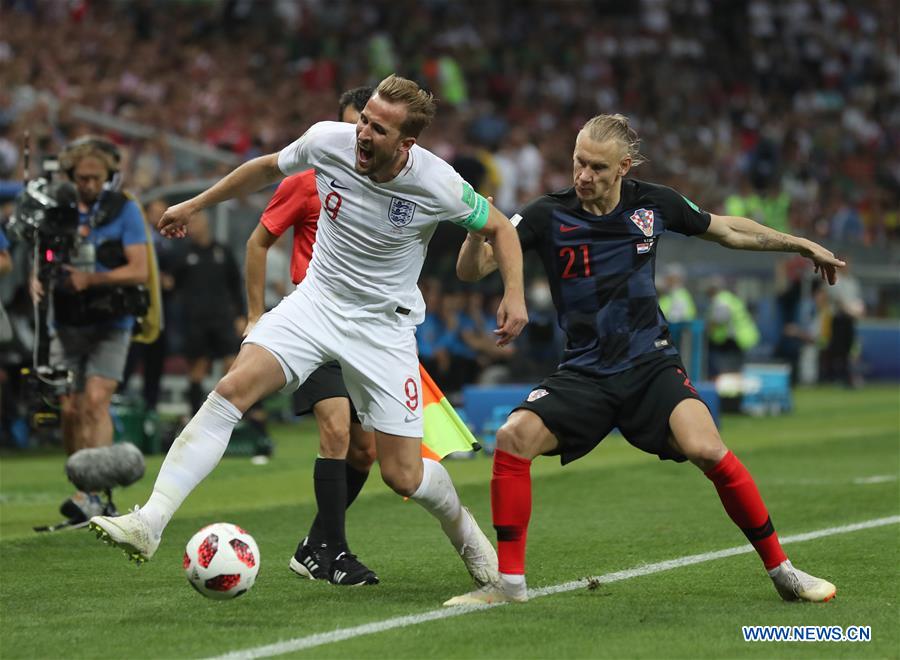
left=404, top=414, right=420, bottom=423
left=330, top=179, right=350, bottom=190
left=560, top=224, right=581, bottom=233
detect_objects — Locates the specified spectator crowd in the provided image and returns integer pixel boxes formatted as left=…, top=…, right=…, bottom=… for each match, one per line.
left=0, top=0, right=897, bottom=242
left=0, top=0, right=895, bottom=445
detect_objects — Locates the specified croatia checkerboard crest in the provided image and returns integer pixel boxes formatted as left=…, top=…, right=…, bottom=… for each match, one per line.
left=630, top=208, right=655, bottom=237
left=388, top=197, right=417, bottom=227
left=527, top=388, right=548, bottom=402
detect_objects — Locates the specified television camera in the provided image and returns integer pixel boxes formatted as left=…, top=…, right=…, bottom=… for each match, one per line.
left=8, top=167, right=80, bottom=427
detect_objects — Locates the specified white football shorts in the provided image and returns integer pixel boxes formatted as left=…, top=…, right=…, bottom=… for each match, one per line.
left=243, top=281, right=424, bottom=437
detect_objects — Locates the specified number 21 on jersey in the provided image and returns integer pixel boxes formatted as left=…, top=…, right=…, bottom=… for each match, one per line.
left=559, top=244, right=591, bottom=278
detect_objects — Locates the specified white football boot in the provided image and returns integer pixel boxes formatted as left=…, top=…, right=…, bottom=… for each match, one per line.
left=455, top=507, right=499, bottom=586
left=444, top=577, right=528, bottom=606
left=89, top=506, right=160, bottom=565
left=768, top=560, right=836, bottom=602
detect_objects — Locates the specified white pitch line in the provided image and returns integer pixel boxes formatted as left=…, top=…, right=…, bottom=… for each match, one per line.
left=210, top=515, right=900, bottom=660
left=852, top=475, right=898, bottom=485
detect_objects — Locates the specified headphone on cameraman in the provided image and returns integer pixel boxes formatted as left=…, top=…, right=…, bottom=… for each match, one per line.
left=59, top=136, right=123, bottom=192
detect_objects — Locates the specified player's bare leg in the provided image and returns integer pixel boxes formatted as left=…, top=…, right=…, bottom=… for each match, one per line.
left=376, top=431, right=498, bottom=587
left=90, top=344, right=287, bottom=563
left=347, top=423, right=377, bottom=474
left=444, top=410, right=556, bottom=606
left=346, top=421, right=377, bottom=510
left=669, top=399, right=835, bottom=602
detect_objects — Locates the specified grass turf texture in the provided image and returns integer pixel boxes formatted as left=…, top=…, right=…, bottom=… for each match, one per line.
left=1, top=385, right=897, bottom=659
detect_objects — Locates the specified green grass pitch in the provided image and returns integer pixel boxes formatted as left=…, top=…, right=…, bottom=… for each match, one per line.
left=1, top=385, right=897, bottom=658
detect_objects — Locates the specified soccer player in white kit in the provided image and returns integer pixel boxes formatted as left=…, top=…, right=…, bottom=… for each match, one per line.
left=89, top=75, right=529, bottom=592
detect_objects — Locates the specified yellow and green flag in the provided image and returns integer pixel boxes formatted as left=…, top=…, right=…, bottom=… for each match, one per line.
left=420, top=365, right=479, bottom=460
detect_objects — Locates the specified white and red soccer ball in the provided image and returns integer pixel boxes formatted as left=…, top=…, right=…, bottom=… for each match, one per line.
left=183, top=523, right=260, bottom=599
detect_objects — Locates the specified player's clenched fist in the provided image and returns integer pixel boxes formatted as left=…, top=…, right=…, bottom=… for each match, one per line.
left=158, top=200, right=195, bottom=239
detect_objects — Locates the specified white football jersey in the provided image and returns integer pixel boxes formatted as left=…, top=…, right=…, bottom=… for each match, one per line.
left=277, top=121, right=488, bottom=324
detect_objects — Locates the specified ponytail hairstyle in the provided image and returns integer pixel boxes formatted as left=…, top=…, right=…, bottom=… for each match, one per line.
left=579, top=114, right=646, bottom=167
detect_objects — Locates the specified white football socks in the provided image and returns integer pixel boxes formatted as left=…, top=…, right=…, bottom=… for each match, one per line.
left=410, top=458, right=469, bottom=548
left=141, top=391, right=242, bottom=537
left=501, top=573, right=526, bottom=588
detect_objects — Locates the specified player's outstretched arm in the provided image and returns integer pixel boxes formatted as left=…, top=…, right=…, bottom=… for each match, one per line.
left=701, top=213, right=846, bottom=285
left=470, top=205, right=528, bottom=346
left=244, top=224, right=278, bottom=336
left=158, top=153, right=283, bottom=239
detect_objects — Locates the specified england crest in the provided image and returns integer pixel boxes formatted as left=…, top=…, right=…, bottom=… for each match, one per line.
left=388, top=197, right=417, bottom=227
left=629, top=208, right=655, bottom=237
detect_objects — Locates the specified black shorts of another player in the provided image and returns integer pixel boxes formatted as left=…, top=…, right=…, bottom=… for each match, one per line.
left=293, top=360, right=360, bottom=423
left=183, top=317, right=240, bottom=361
left=515, top=355, right=705, bottom=465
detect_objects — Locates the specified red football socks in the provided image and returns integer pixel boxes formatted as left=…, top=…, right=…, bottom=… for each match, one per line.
left=705, top=451, right=787, bottom=570
left=491, top=449, right=532, bottom=575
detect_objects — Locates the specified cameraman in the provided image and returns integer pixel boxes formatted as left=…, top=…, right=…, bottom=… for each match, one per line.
left=31, top=137, right=148, bottom=519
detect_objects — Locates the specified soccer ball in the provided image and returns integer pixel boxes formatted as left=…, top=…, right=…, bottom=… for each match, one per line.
left=183, top=523, right=260, bottom=599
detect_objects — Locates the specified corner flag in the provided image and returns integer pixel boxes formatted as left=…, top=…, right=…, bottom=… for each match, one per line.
left=420, top=365, right=479, bottom=461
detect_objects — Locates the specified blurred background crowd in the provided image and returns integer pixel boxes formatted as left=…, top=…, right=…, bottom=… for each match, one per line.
left=0, top=0, right=897, bottom=444
left=2, top=0, right=898, bottom=235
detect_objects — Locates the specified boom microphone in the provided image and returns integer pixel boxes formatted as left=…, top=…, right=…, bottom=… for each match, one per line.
left=65, top=442, right=146, bottom=493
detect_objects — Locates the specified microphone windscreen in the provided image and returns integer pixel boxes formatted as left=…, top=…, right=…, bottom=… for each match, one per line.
left=65, top=443, right=146, bottom=493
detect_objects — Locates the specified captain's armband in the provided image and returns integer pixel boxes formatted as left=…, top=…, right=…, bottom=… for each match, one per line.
left=454, top=182, right=490, bottom=231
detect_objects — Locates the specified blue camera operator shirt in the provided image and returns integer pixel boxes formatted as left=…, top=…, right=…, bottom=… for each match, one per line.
left=76, top=197, right=147, bottom=331
left=0, top=227, right=9, bottom=251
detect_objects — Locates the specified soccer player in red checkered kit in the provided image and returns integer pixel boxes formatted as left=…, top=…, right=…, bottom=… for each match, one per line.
left=448, top=113, right=842, bottom=605
left=244, top=87, right=381, bottom=585
left=90, top=75, right=528, bottom=595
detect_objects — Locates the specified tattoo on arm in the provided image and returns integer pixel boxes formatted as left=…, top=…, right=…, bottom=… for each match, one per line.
left=753, top=231, right=796, bottom=251
left=720, top=215, right=801, bottom=253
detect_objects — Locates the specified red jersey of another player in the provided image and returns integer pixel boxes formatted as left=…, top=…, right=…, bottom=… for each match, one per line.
left=260, top=169, right=320, bottom=284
